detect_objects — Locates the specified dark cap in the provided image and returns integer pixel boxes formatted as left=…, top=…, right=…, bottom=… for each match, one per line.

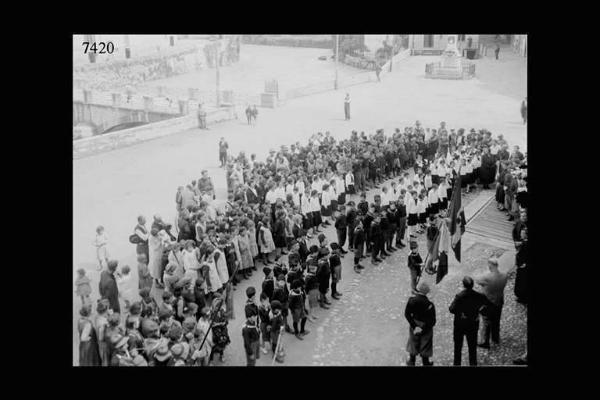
left=246, top=286, right=256, bottom=298
left=318, top=233, right=326, bottom=243
left=263, top=267, right=272, bottom=276
left=270, top=300, right=282, bottom=310
left=410, top=241, right=418, bottom=250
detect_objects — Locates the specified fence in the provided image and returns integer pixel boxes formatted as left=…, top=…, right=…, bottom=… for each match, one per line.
left=425, top=61, right=476, bottom=79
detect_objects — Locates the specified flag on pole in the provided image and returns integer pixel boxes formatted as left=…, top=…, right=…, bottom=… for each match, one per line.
left=448, top=175, right=466, bottom=262
left=424, top=220, right=451, bottom=283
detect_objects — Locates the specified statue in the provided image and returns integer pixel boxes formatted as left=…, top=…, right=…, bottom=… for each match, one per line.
left=441, top=35, right=462, bottom=70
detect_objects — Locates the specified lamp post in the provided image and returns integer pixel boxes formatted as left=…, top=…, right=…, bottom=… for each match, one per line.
left=215, top=40, right=221, bottom=107
left=334, top=34, right=339, bottom=90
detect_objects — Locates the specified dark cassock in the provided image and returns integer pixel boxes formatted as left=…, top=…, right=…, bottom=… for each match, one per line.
left=479, top=152, right=497, bottom=187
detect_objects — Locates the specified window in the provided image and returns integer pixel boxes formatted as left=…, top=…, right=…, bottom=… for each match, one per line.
left=424, top=35, right=434, bottom=48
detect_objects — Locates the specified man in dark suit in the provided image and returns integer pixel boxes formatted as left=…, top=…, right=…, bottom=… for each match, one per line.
left=99, top=260, right=120, bottom=314
left=449, top=276, right=488, bottom=365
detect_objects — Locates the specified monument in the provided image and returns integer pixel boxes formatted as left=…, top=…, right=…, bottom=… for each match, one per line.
left=425, top=35, right=475, bottom=80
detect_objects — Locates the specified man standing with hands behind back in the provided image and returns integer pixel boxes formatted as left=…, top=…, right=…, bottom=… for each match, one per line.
left=476, top=258, right=508, bottom=350
left=449, top=276, right=488, bottom=366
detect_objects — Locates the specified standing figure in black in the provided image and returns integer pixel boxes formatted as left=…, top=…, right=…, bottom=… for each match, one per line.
left=449, top=276, right=488, bottom=366
left=495, top=44, right=500, bottom=60
left=405, top=281, right=436, bottom=366
left=407, top=241, right=423, bottom=293
left=245, top=105, right=252, bottom=125
left=218, top=137, right=228, bottom=167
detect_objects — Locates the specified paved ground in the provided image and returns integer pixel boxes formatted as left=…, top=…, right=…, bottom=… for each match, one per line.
left=73, top=45, right=527, bottom=365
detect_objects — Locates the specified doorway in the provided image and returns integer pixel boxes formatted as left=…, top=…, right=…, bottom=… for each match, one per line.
left=424, top=35, right=434, bottom=48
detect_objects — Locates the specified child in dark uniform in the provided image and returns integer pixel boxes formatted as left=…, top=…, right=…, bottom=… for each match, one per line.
left=258, top=293, right=271, bottom=354
left=353, top=218, right=366, bottom=273
left=261, top=267, right=275, bottom=301
left=272, top=275, right=292, bottom=333
left=329, top=243, right=343, bottom=299
left=242, top=308, right=260, bottom=366
left=408, top=241, right=423, bottom=293
left=289, top=279, right=309, bottom=340
left=269, top=300, right=285, bottom=363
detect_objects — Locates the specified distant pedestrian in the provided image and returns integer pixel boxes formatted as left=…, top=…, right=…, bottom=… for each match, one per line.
left=251, top=105, right=258, bottom=125
left=197, top=103, right=208, bottom=130
left=219, top=137, right=228, bottom=167
left=344, top=93, right=351, bottom=120
left=476, top=258, right=508, bottom=349
left=495, top=45, right=500, bottom=60
left=93, top=225, right=110, bottom=271
left=404, top=281, right=436, bottom=366
left=375, top=64, right=382, bottom=82
left=520, top=98, right=527, bottom=124
left=245, top=105, right=252, bottom=125
left=449, top=276, right=488, bottom=366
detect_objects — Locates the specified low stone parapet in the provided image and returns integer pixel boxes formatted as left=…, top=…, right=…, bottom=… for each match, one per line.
left=73, top=106, right=236, bottom=159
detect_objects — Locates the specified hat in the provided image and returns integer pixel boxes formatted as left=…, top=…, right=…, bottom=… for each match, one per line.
left=263, top=267, right=272, bottom=276
left=158, top=308, right=173, bottom=320
left=317, top=233, right=326, bottom=243
left=112, top=334, right=129, bottom=349
left=270, top=300, right=282, bottom=310
left=409, top=241, right=418, bottom=250
left=416, top=281, right=430, bottom=295
left=168, top=324, right=183, bottom=341
left=246, top=286, right=256, bottom=298
left=330, top=242, right=339, bottom=251
left=154, top=343, right=171, bottom=361
left=171, top=343, right=184, bottom=357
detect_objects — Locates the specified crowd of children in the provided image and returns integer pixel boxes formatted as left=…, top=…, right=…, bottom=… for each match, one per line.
left=76, top=121, right=528, bottom=366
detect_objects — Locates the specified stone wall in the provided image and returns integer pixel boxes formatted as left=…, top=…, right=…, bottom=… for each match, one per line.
left=73, top=107, right=237, bottom=159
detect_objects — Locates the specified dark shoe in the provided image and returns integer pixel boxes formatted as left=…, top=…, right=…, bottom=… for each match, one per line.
left=358, top=264, right=366, bottom=269
left=285, top=326, right=293, bottom=334
left=341, top=249, right=348, bottom=254
left=295, top=333, right=304, bottom=340
left=334, top=292, right=342, bottom=298
left=319, top=303, right=330, bottom=309
left=389, top=246, right=398, bottom=251
left=398, top=242, right=406, bottom=248
left=477, top=342, right=490, bottom=349
left=301, top=330, right=310, bottom=336
left=354, top=267, right=361, bottom=273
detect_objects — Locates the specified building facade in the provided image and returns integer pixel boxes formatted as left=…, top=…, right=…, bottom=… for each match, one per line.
left=410, top=34, right=479, bottom=55
left=511, top=34, right=527, bottom=57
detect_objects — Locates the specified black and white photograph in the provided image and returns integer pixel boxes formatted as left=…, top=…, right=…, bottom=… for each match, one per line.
left=72, top=34, right=528, bottom=367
